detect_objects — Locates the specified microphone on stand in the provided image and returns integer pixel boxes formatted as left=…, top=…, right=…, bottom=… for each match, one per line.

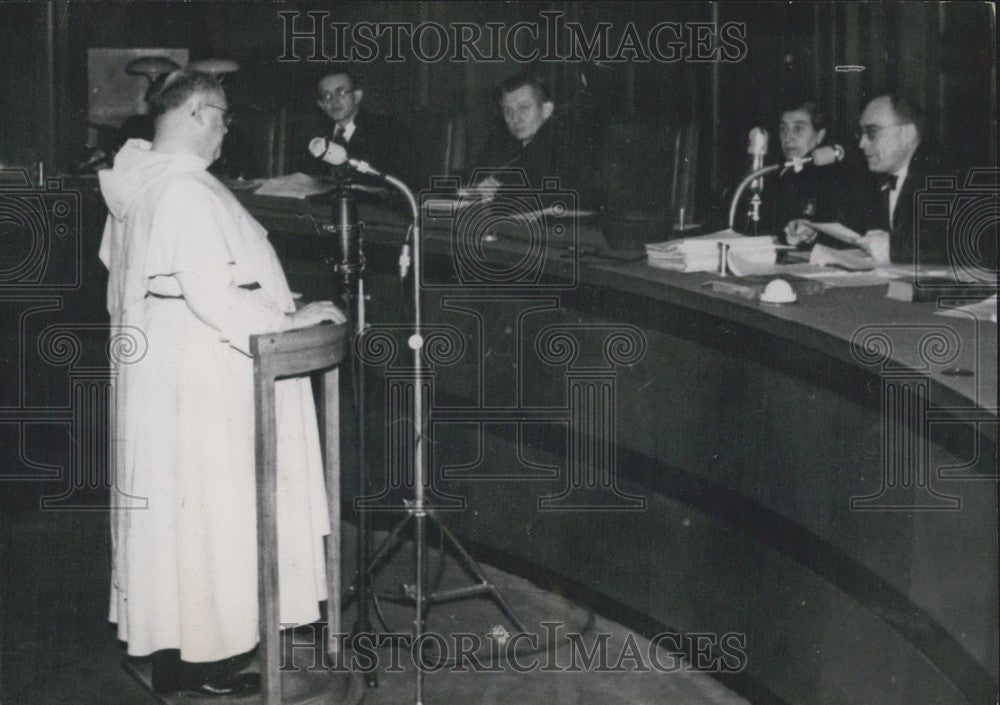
left=309, top=137, right=412, bottom=278
left=727, top=144, right=844, bottom=232
left=806, top=144, right=845, bottom=167
left=313, top=134, right=455, bottom=705
left=309, top=137, right=383, bottom=178
left=747, top=127, right=769, bottom=193
left=743, top=127, right=769, bottom=231
left=309, top=137, right=364, bottom=299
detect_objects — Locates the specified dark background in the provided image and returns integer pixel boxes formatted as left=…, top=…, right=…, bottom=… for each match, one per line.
left=1, top=1, right=996, bottom=218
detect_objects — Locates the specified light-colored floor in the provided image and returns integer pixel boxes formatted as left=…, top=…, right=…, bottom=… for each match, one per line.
left=0, top=510, right=751, bottom=705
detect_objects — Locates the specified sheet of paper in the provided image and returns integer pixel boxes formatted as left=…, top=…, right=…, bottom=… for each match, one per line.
left=793, top=269, right=895, bottom=287
left=423, top=194, right=594, bottom=219
left=253, top=173, right=336, bottom=199
left=727, top=250, right=780, bottom=276
left=805, top=221, right=863, bottom=246
left=809, top=243, right=875, bottom=271
left=936, top=295, right=998, bottom=323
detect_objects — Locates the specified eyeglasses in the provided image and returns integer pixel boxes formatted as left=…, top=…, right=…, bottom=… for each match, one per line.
left=318, top=87, right=354, bottom=103
left=199, top=103, right=233, bottom=126
left=856, top=123, right=905, bottom=142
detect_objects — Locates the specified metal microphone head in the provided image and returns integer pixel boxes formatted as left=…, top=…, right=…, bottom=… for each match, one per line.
left=309, top=137, right=348, bottom=166
left=747, top=127, right=769, bottom=158
left=811, top=144, right=844, bottom=166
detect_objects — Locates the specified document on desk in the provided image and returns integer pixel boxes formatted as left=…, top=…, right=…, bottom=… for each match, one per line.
left=808, top=244, right=874, bottom=270
left=936, top=295, right=998, bottom=323
left=646, top=232, right=777, bottom=272
left=784, top=244, right=897, bottom=287
left=804, top=221, right=863, bottom=246
left=253, top=173, right=336, bottom=199
left=424, top=193, right=595, bottom=219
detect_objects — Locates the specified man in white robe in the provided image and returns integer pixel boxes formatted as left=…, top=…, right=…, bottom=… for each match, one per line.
left=99, top=69, right=345, bottom=696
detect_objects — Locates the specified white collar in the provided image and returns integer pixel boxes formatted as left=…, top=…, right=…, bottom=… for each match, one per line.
left=335, top=118, right=357, bottom=142
left=892, top=162, right=909, bottom=192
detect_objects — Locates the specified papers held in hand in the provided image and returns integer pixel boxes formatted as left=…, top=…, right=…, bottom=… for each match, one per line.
left=802, top=221, right=863, bottom=246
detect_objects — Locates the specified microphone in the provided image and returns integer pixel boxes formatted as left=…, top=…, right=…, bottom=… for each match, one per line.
left=308, top=137, right=383, bottom=177
left=784, top=144, right=844, bottom=171
left=747, top=128, right=768, bottom=194
left=309, top=136, right=347, bottom=166
left=747, top=127, right=768, bottom=171
left=727, top=144, right=843, bottom=231
left=809, top=144, right=844, bottom=166
left=309, top=138, right=410, bottom=278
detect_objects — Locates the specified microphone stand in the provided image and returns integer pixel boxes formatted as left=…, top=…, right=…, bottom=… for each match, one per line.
left=322, top=174, right=379, bottom=688
left=728, top=148, right=843, bottom=233
left=349, top=160, right=526, bottom=705
left=728, top=163, right=781, bottom=233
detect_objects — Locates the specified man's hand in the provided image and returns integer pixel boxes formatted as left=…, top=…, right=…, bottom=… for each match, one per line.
left=784, top=219, right=818, bottom=247
left=458, top=176, right=500, bottom=202
left=285, top=301, right=346, bottom=329
left=858, top=229, right=891, bottom=264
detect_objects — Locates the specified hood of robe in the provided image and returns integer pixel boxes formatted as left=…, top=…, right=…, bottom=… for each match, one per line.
left=99, top=139, right=208, bottom=220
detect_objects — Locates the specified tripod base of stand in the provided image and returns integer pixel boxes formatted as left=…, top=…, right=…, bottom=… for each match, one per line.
left=366, top=503, right=527, bottom=635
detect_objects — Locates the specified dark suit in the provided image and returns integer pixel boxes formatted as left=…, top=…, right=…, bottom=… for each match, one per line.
left=758, top=159, right=851, bottom=242
left=846, top=144, right=954, bottom=265
left=468, top=117, right=598, bottom=207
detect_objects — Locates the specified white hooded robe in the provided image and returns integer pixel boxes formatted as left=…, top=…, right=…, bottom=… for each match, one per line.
left=99, top=140, right=329, bottom=662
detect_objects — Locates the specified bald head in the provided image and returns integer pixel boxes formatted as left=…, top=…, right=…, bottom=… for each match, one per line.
left=148, top=70, right=230, bottom=163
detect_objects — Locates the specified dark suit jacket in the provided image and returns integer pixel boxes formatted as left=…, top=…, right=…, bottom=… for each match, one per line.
left=758, top=159, right=850, bottom=240
left=467, top=117, right=598, bottom=207
left=845, top=143, right=954, bottom=265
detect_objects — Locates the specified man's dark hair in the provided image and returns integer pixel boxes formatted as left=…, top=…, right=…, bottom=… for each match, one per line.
left=780, top=99, right=825, bottom=131
left=317, top=69, right=360, bottom=93
left=886, top=93, right=924, bottom=137
left=147, top=70, right=222, bottom=116
left=498, top=72, right=550, bottom=104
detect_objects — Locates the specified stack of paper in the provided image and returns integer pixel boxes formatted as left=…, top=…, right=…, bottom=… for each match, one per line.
left=645, top=231, right=777, bottom=273
left=253, top=173, right=336, bottom=199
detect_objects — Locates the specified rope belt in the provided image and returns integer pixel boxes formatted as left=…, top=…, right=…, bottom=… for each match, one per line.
left=146, top=282, right=261, bottom=300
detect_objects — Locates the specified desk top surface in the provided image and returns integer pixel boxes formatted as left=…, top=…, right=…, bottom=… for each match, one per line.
left=240, top=190, right=997, bottom=420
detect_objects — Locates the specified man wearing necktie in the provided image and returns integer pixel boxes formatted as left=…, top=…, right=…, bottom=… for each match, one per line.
left=295, top=70, right=398, bottom=185
left=854, top=94, right=951, bottom=264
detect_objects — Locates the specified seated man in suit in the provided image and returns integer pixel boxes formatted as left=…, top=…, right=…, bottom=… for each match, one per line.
left=849, top=93, right=952, bottom=264
left=761, top=100, right=852, bottom=247
left=466, top=72, right=596, bottom=207
left=296, top=70, right=400, bottom=187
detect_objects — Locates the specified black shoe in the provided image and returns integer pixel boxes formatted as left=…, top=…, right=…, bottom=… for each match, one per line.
left=184, top=672, right=261, bottom=697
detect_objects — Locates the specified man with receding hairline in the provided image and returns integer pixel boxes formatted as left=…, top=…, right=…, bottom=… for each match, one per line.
left=850, top=93, right=951, bottom=264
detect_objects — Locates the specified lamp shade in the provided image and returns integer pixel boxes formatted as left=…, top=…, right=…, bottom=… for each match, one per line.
left=125, top=56, right=181, bottom=82
left=188, top=58, right=240, bottom=76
